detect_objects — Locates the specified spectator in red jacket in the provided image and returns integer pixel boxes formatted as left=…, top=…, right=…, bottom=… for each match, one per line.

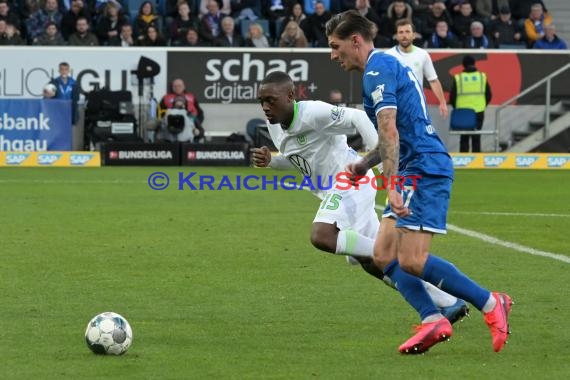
left=158, top=78, right=204, bottom=124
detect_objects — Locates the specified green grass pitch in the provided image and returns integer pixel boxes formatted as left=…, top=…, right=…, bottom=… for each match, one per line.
left=1, top=167, right=569, bottom=379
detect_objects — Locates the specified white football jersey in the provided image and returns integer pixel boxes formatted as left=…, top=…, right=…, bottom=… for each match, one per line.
left=267, top=100, right=377, bottom=198
left=385, top=45, right=438, bottom=86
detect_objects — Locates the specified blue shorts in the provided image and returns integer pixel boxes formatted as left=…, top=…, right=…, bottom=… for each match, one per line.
left=382, top=174, right=452, bottom=234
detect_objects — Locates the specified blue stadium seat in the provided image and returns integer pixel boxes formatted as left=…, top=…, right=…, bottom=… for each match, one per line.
left=450, top=108, right=477, bottom=130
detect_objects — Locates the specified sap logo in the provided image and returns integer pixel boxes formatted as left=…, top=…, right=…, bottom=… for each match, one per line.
left=484, top=156, right=507, bottom=167
left=515, top=156, right=538, bottom=168
left=37, top=153, right=61, bottom=165
left=452, top=156, right=475, bottom=167
left=6, top=153, right=29, bottom=165
left=547, top=156, right=570, bottom=168
left=70, top=154, right=93, bottom=165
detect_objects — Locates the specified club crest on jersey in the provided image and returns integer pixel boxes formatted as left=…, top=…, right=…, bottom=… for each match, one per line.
left=297, top=134, right=307, bottom=145
left=371, top=84, right=385, bottom=105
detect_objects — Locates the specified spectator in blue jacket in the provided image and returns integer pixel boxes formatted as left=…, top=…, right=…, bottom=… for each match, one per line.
left=533, top=24, right=568, bottom=50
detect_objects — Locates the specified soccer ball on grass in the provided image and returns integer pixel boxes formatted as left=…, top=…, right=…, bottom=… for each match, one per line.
left=85, top=312, right=133, bottom=355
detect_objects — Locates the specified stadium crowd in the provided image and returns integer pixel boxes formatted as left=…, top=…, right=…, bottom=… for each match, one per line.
left=0, top=0, right=566, bottom=49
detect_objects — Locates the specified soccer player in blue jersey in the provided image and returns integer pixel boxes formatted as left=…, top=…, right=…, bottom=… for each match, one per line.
left=326, top=10, right=512, bottom=354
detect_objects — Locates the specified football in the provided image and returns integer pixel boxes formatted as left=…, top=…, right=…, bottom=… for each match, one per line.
left=85, top=312, right=133, bottom=355
left=43, top=83, right=57, bottom=97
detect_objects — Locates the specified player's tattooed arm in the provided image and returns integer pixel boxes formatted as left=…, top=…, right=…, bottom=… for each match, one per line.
left=361, top=148, right=381, bottom=171
left=376, top=108, right=399, bottom=180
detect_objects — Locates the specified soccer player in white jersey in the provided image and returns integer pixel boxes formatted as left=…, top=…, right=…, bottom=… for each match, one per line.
left=385, top=20, right=448, bottom=118
left=252, top=71, right=468, bottom=323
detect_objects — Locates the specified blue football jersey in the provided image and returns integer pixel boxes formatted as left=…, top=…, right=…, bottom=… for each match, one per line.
left=362, top=50, right=453, bottom=178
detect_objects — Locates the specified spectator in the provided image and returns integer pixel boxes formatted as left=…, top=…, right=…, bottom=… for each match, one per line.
left=26, top=0, right=62, bottom=43
left=449, top=55, right=492, bottom=152
left=68, top=15, right=98, bottom=45
left=169, top=1, right=199, bottom=44
left=20, top=0, right=41, bottom=21
left=164, top=0, right=192, bottom=23
left=511, top=0, right=546, bottom=24
left=133, top=1, right=163, bottom=40
left=354, top=0, right=381, bottom=31
left=304, top=0, right=329, bottom=15
left=452, top=1, right=477, bottom=42
left=422, top=0, right=452, bottom=40
left=411, top=0, right=438, bottom=19
left=158, top=96, right=205, bottom=143
left=60, top=0, right=90, bottom=41
left=198, top=0, right=226, bottom=43
left=108, top=22, right=135, bottom=46
left=329, top=89, right=346, bottom=106
left=489, top=5, right=524, bottom=48
left=95, top=1, right=127, bottom=45
left=378, top=0, right=413, bottom=42
left=213, top=15, right=244, bottom=46
left=158, top=78, right=204, bottom=124
left=137, top=24, right=168, bottom=46
left=43, top=62, right=80, bottom=124
left=371, top=21, right=392, bottom=47
left=0, top=19, right=25, bottom=45
left=278, top=19, right=308, bottom=47
left=199, top=0, right=230, bottom=17
left=284, top=2, right=309, bottom=37
left=306, top=0, right=331, bottom=47
left=372, top=0, right=391, bottom=16
left=33, top=20, right=67, bottom=45
left=262, top=0, right=288, bottom=40
left=88, top=0, right=128, bottom=20
left=285, top=2, right=307, bottom=26
left=474, top=0, right=502, bottom=26
left=524, top=3, right=552, bottom=48
left=533, top=24, right=568, bottom=50
left=463, top=20, right=494, bottom=48
left=231, top=0, right=261, bottom=21
left=245, top=21, right=269, bottom=47
left=0, top=0, right=21, bottom=32
left=177, top=26, right=211, bottom=46
left=427, top=19, right=460, bottom=48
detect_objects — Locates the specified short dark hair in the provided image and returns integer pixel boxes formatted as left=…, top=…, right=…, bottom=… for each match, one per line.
left=462, top=55, right=475, bottom=68
left=395, top=19, right=415, bottom=32
left=261, top=71, right=293, bottom=87
left=325, top=10, right=375, bottom=42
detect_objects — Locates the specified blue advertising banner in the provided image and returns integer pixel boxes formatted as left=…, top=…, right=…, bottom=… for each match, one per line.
left=0, top=99, right=72, bottom=151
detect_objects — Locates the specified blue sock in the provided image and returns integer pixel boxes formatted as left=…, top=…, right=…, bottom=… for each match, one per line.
left=384, top=259, right=439, bottom=320
left=421, top=254, right=491, bottom=310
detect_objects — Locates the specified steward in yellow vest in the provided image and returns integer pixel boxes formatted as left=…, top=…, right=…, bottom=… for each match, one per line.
left=449, top=55, right=492, bottom=152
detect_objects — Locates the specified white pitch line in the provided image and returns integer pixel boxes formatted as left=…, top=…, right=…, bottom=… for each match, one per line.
left=371, top=204, right=570, bottom=264
left=450, top=211, right=570, bottom=218
left=445, top=223, right=570, bottom=264
left=289, top=181, right=569, bottom=264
